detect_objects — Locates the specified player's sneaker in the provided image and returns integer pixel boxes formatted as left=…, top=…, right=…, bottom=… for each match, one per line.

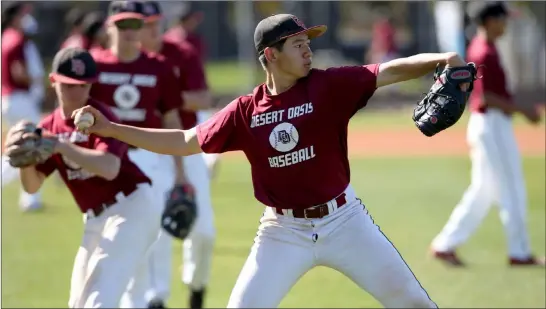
left=148, top=300, right=166, bottom=308
left=509, top=256, right=546, bottom=266
left=430, top=249, right=465, bottom=266
left=190, top=288, right=205, bottom=309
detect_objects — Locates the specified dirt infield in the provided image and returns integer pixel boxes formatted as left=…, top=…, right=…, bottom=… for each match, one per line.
left=347, top=126, right=545, bottom=157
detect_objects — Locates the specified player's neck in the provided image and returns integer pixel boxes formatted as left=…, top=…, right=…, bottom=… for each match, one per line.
left=110, top=44, right=141, bottom=63
left=59, top=101, right=82, bottom=120
left=265, top=70, right=298, bottom=95
left=477, top=28, right=497, bottom=43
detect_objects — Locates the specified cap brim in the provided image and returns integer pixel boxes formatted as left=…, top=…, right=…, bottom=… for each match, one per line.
left=49, top=73, right=96, bottom=85
left=107, top=13, right=144, bottom=24
left=144, top=14, right=162, bottom=23
left=280, top=25, right=327, bottom=41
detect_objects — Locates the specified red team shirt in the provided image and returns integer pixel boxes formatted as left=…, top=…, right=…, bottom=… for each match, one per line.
left=467, top=36, right=512, bottom=113
left=1, top=28, right=29, bottom=96
left=197, top=64, right=380, bottom=209
left=158, top=40, right=208, bottom=129
left=35, top=100, right=150, bottom=213
left=89, top=49, right=182, bottom=130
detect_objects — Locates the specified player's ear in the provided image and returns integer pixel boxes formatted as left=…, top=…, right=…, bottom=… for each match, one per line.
left=264, top=47, right=275, bottom=63
left=48, top=73, right=56, bottom=87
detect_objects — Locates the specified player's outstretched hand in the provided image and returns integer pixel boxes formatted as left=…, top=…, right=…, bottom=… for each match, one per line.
left=520, top=104, right=542, bottom=124
left=446, top=53, right=470, bottom=91
left=71, top=106, right=114, bottom=137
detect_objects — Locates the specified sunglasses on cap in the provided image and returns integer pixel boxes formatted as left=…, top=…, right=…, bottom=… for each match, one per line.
left=114, top=18, right=143, bottom=30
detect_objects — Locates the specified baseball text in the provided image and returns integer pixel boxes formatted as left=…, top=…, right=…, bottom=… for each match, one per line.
left=268, top=146, right=316, bottom=168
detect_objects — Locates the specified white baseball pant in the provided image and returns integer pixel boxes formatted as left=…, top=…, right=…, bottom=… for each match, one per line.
left=1, top=92, right=43, bottom=209
left=227, top=185, right=436, bottom=308
left=120, top=148, right=176, bottom=308
left=180, top=153, right=215, bottom=291
left=432, top=109, right=531, bottom=258
left=68, top=183, right=161, bottom=308
left=120, top=149, right=216, bottom=305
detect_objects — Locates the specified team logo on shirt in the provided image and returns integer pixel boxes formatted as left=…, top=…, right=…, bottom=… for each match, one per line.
left=114, top=84, right=141, bottom=109
left=269, top=122, right=299, bottom=152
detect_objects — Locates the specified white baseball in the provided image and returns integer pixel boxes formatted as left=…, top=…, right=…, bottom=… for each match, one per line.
left=74, top=112, right=95, bottom=130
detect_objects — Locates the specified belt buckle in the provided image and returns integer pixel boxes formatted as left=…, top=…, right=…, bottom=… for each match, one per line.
left=86, top=208, right=96, bottom=218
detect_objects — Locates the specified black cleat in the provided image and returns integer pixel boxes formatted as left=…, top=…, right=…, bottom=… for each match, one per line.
left=190, top=288, right=205, bottom=309
left=148, top=300, right=166, bottom=308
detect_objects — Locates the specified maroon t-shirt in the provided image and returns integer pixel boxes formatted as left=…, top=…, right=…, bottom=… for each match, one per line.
left=158, top=40, right=208, bottom=129
left=197, top=64, right=380, bottom=209
left=90, top=49, right=182, bottom=129
left=1, top=28, right=29, bottom=96
left=164, top=26, right=207, bottom=59
left=467, top=36, right=512, bottom=113
left=35, top=99, right=151, bottom=213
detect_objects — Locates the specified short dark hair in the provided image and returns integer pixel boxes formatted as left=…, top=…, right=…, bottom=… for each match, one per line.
left=65, top=7, right=86, bottom=29
left=259, top=38, right=286, bottom=68
left=467, top=1, right=508, bottom=26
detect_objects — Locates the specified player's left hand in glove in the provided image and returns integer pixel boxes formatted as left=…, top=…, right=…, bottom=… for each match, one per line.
left=412, top=62, right=479, bottom=137
left=3, top=120, right=58, bottom=168
left=161, top=184, right=198, bottom=240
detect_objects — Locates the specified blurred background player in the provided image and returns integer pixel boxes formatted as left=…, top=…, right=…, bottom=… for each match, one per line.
left=430, top=1, right=544, bottom=267
left=86, top=1, right=189, bottom=307
left=1, top=2, right=45, bottom=211
left=73, top=11, right=108, bottom=52
left=164, top=4, right=221, bottom=178
left=139, top=3, right=216, bottom=308
left=60, top=7, right=87, bottom=49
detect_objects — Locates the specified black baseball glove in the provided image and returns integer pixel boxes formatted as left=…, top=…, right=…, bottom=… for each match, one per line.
left=161, top=184, right=197, bottom=240
left=412, top=63, right=479, bottom=137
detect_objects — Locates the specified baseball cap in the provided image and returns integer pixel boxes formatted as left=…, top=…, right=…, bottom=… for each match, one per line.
left=140, top=1, right=162, bottom=22
left=49, top=47, right=98, bottom=84
left=107, top=1, right=144, bottom=24
left=254, top=14, right=327, bottom=56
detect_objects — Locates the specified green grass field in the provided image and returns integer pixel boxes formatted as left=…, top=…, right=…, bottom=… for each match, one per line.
left=1, top=113, right=545, bottom=308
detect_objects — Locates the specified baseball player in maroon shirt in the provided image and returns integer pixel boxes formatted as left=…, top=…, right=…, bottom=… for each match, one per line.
left=138, top=1, right=215, bottom=308
left=73, top=14, right=472, bottom=308
left=88, top=2, right=190, bottom=307
left=1, top=2, right=44, bottom=211
left=17, top=47, right=160, bottom=308
left=431, top=2, right=544, bottom=267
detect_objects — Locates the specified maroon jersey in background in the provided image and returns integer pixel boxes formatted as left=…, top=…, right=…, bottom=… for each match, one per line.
left=35, top=99, right=150, bottom=213
left=466, top=36, right=512, bottom=113
left=159, top=40, right=208, bottom=129
left=1, top=28, right=29, bottom=96
left=89, top=49, right=182, bottom=129
left=196, top=64, right=380, bottom=209
left=164, top=25, right=207, bottom=59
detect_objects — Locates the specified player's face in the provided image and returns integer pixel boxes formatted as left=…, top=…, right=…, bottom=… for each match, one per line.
left=111, top=18, right=143, bottom=45
left=486, top=15, right=507, bottom=38
left=141, top=20, right=162, bottom=47
left=55, top=83, right=91, bottom=107
left=277, top=34, right=313, bottom=78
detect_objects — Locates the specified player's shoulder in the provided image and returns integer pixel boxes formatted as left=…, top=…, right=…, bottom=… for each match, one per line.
left=90, top=47, right=113, bottom=62
left=1, top=28, right=25, bottom=48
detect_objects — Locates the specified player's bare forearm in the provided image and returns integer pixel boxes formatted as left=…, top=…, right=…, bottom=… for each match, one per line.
left=109, top=123, right=202, bottom=157
left=182, top=90, right=213, bottom=111
left=377, top=52, right=462, bottom=87
left=19, top=166, right=46, bottom=194
left=55, top=141, right=121, bottom=180
left=162, top=110, right=187, bottom=183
